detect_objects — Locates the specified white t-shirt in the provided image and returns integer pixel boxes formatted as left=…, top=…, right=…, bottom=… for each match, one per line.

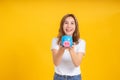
left=51, top=37, right=86, bottom=76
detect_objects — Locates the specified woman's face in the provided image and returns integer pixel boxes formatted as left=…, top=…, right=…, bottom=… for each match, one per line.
left=63, top=16, right=76, bottom=36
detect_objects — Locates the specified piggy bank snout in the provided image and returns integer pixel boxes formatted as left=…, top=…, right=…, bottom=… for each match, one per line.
left=63, top=41, right=70, bottom=47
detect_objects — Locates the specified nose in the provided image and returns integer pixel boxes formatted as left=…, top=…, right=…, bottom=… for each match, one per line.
left=67, top=23, right=71, bottom=27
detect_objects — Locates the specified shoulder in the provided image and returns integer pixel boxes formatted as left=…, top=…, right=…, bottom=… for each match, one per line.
left=78, top=38, right=86, bottom=45
left=52, top=37, right=59, bottom=42
left=51, top=37, right=59, bottom=44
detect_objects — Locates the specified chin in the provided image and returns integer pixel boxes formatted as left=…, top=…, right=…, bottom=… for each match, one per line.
left=64, top=31, right=74, bottom=36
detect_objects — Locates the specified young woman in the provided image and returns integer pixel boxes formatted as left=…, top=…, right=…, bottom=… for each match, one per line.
left=51, top=14, right=86, bottom=80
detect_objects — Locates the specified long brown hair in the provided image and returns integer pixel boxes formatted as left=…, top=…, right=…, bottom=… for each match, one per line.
left=57, top=14, right=80, bottom=45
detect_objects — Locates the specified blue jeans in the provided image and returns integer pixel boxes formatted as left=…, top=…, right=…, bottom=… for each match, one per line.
left=54, top=73, right=81, bottom=80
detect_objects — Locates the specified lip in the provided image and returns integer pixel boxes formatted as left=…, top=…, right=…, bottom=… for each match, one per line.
left=66, top=29, right=73, bottom=32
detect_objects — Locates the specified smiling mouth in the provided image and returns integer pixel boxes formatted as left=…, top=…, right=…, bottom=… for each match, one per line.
left=66, top=29, right=73, bottom=32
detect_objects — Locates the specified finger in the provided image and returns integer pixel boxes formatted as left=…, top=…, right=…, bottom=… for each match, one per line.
left=69, top=47, right=73, bottom=49
left=58, top=44, right=62, bottom=48
left=71, top=45, right=74, bottom=48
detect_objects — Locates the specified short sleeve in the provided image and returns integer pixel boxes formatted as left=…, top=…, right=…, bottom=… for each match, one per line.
left=77, top=39, right=86, bottom=55
left=51, top=38, right=59, bottom=50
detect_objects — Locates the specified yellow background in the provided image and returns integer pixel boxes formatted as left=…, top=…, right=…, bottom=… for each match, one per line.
left=0, top=0, right=120, bottom=80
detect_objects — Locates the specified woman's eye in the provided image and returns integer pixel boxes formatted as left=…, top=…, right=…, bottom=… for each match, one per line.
left=64, top=22, right=68, bottom=24
left=71, top=22, right=74, bottom=24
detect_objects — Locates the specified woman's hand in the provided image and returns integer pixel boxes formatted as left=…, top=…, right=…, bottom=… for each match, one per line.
left=58, top=42, right=76, bottom=52
left=68, top=43, right=76, bottom=52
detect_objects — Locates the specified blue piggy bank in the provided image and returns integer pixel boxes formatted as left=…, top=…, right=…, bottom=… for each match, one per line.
left=61, top=35, right=73, bottom=47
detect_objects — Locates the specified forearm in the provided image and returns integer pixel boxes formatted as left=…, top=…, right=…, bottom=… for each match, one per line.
left=53, top=47, right=65, bottom=66
left=69, top=50, right=82, bottom=67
